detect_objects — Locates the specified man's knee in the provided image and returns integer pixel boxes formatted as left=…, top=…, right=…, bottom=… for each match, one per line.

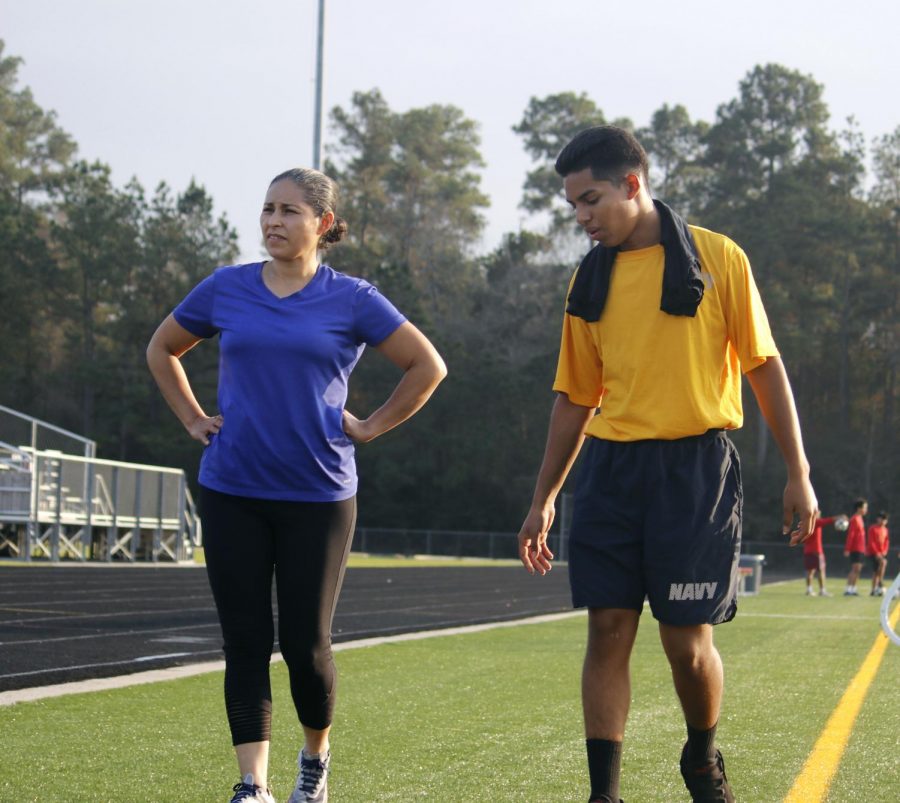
left=586, top=608, right=640, bottom=660
left=659, top=624, right=717, bottom=673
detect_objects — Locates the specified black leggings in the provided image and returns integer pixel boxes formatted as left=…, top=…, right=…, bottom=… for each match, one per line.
left=200, top=486, right=356, bottom=745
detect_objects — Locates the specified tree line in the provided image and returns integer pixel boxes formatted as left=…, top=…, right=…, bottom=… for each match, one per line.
left=1, top=40, right=896, bottom=536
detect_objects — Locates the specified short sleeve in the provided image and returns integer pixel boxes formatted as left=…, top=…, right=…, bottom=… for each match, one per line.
left=173, top=274, right=219, bottom=339
left=352, top=281, right=407, bottom=346
left=723, top=245, right=779, bottom=373
left=552, top=273, right=604, bottom=407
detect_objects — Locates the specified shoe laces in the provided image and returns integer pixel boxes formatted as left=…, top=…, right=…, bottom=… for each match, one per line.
left=231, top=781, right=263, bottom=802
left=684, top=752, right=731, bottom=800
left=299, top=753, right=328, bottom=794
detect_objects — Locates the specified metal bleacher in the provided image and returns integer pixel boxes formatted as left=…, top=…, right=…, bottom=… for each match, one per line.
left=0, top=404, right=200, bottom=563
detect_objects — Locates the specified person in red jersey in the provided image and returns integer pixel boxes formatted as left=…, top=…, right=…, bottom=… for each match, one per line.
left=803, top=513, right=846, bottom=596
left=843, top=498, right=868, bottom=596
left=866, top=512, right=890, bottom=596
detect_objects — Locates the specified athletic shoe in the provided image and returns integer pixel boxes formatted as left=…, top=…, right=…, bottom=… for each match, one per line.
left=819, top=590, right=832, bottom=597
left=805, top=588, right=814, bottom=595
left=589, top=797, right=624, bottom=802
left=874, top=588, right=885, bottom=597
left=844, top=590, right=858, bottom=596
left=288, top=749, right=330, bottom=803
left=230, top=774, right=274, bottom=803
left=680, top=744, right=735, bottom=802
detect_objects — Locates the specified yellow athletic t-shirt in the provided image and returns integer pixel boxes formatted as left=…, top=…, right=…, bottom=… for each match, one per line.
left=553, top=225, right=778, bottom=441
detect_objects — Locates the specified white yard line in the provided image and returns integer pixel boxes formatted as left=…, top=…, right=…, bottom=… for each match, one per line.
left=0, top=610, right=584, bottom=706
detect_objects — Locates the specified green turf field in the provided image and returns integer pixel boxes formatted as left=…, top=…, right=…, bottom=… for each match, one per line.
left=2, top=579, right=897, bottom=802
left=345, top=552, right=520, bottom=568
left=0, top=552, right=518, bottom=569
left=190, top=548, right=519, bottom=568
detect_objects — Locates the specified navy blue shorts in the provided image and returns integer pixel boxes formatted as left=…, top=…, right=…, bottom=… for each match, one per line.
left=568, top=430, right=742, bottom=626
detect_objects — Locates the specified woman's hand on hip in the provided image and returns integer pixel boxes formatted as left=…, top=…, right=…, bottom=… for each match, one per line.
left=187, top=414, right=223, bottom=446
left=342, top=410, right=374, bottom=443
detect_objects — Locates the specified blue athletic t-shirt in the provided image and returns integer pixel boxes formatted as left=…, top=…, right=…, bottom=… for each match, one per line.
left=173, top=262, right=406, bottom=501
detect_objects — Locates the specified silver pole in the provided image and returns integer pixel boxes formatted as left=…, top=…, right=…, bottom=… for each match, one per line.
left=312, top=0, right=326, bottom=170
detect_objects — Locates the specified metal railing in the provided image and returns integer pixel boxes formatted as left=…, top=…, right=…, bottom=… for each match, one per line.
left=0, top=448, right=200, bottom=563
left=0, top=404, right=97, bottom=460
left=352, top=526, right=564, bottom=560
left=353, top=493, right=573, bottom=560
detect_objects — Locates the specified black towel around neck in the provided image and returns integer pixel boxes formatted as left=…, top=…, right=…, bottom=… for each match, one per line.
left=565, top=199, right=705, bottom=322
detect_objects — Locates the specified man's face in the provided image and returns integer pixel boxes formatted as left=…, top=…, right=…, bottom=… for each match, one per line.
left=563, top=167, right=640, bottom=248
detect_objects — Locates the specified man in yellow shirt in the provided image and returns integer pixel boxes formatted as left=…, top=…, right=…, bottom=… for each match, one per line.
left=517, top=126, right=818, bottom=803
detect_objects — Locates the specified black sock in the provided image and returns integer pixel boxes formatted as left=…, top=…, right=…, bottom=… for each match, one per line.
left=586, top=738, right=622, bottom=801
left=686, top=721, right=717, bottom=763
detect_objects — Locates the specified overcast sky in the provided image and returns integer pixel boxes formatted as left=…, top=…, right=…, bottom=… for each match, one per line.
left=4, top=0, right=898, bottom=263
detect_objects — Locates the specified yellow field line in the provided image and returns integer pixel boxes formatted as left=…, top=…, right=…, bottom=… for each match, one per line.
left=783, top=603, right=900, bottom=802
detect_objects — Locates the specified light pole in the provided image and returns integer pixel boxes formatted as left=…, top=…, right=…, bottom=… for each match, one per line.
left=312, top=0, right=326, bottom=170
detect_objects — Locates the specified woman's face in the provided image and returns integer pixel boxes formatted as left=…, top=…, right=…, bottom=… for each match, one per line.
left=260, top=179, right=333, bottom=260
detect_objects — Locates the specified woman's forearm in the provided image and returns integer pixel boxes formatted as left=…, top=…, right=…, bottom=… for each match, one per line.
left=355, top=355, right=447, bottom=441
left=146, top=315, right=212, bottom=432
left=146, top=343, right=207, bottom=430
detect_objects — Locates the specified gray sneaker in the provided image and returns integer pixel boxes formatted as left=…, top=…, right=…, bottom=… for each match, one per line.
left=288, top=749, right=330, bottom=803
left=230, top=773, right=275, bottom=803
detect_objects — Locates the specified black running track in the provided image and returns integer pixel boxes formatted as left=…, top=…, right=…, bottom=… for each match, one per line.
left=0, top=565, right=572, bottom=692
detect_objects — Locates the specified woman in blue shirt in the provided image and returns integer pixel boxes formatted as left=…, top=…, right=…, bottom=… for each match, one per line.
left=147, top=167, right=447, bottom=803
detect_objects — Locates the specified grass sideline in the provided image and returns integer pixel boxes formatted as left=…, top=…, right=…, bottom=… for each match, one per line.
left=194, top=547, right=519, bottom=569
left=2, top=580, right=897, bottom=801
left=0, top=552, right=520, bottom=569
left=347, top=552, right=521, bottom=568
